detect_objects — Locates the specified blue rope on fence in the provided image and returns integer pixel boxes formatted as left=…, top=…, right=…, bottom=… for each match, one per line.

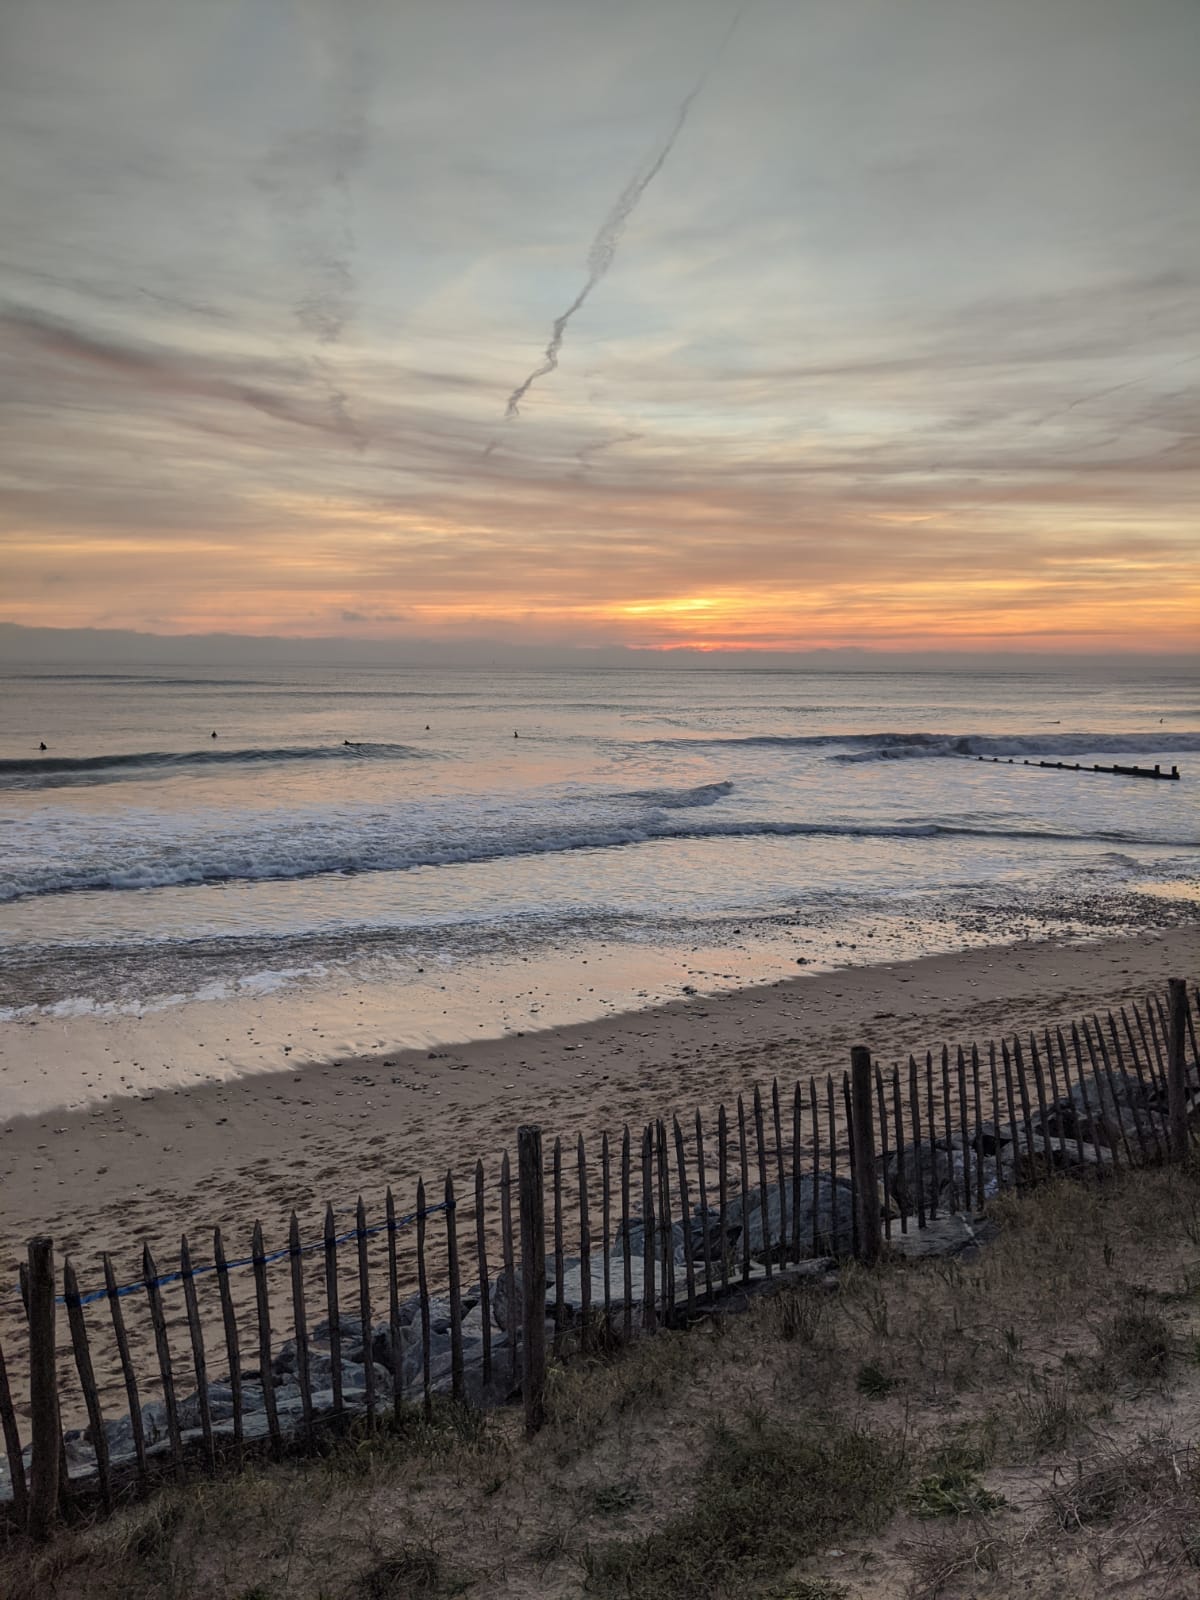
left=8, top=1200, right=452, bottom=1310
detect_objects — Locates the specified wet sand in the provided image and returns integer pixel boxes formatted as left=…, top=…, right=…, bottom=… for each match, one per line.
left=3, top=928, right=1195, bottom=1270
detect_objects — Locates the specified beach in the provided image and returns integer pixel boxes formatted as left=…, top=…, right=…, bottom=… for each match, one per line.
left=4, top=928, right=1195, bottom=1275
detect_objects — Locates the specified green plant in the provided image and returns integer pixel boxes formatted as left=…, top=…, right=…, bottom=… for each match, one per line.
left=590, top=1480, right=644, bottom=1516
left=909, top=1468, right=1006, bottom=1519
left=1095, top=1304, right=1172, bottom=1386
left=352, top=1544, right=471, bottom=1597
left=1018, top=1380, right=1087, bottom=1454
left=763, top=1581, right=849, bottom=1599
left=855, top=1361, right=895, bottom=1399
left=776, top=1289, right=826, bottom=1344
left=581, top=1415, right=901, bottom=1599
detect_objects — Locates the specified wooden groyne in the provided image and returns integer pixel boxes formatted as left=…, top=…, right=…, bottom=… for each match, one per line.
left=976, top=756, right=1180, bottom=780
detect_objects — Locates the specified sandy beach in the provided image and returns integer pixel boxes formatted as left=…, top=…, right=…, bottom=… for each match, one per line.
left=3, top=928, right=1196, bottom=1274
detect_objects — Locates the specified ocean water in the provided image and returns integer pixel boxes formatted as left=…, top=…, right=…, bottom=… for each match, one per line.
left=1, top=665, right=1197, bottom=1111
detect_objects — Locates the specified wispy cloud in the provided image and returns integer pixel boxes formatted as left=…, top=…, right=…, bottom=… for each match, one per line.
left=0, top=0, right=1197, bottom=651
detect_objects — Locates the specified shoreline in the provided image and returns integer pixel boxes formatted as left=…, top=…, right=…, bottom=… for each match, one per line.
left=2, top=926, right=1196, bottom=1269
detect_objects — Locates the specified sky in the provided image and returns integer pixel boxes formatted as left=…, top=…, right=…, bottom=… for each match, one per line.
left=2, top=0, right=1198, bottom=657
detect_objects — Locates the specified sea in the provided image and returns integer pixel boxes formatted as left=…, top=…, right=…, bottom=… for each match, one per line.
left=1, top=664, right=1197, bottom=1115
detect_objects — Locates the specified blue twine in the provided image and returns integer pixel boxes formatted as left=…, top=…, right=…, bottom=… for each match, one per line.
left=9, top=1200, right=452, bottom=1309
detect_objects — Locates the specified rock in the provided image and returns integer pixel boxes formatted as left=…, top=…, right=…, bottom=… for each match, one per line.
left=726, top=1176, right=856, bottom=1256
left=1039, top=1070, right=1167, bottom=1152
left=310, top=1314, right=365, bottom=1349
left=612, top=1218, right=696, bottom=1268
left=885, top=1139, right=997, bottom=1215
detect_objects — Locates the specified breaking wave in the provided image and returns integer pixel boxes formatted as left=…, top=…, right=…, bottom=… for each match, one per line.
left=3, top=814, right=1194, bottom=904
left=635, top=730, right=1200, bottom=761
left=0, top=742, right=432, bottom=790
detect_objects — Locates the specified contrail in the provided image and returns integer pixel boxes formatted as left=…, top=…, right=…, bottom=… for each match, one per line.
left=504, top=11, right=742, bottom=419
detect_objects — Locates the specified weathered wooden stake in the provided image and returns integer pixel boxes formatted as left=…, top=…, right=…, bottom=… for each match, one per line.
left=251, top=1222, right=281, bottom=1453
left=416, top=1179, right=432, bottom=1419
left=601, top=1132, right=612, bottom=1327
left=925, top=1053, right=938, bottom=1219
left=908, top=1058, right=926, bottom=1226
left=577, top=1135, right=592, bottom=1349
left=842, top=1072, right=859, bottom=1256
left=143, top=1242, right=183, bottom=1470
left=641, top=1123, right=656, bottom=1331
left=850, top=1047, right=881, bottom=1264
left=445, top=1171, right=465, bottom=1403
left=695, top=1109, right=714, bottom=1300
left=989, top=1042, right=1005, bottom=1192
left=737, top=1096, right=752, bottom=1282
left=475, top=1160, right=493, bottom=1387
left=874, top=1063, right=892, bottom=1243
left=771, top=1078, right=788, bottom=1263
left=26, top=1238, right=59, bottom=1540
left=0, top=1332, right=28, bottom=1524
left=179, top=1235, right=215, bottom=1464
left=1027, top=1034, right=1055, bottom=1181
left=809, top=1078, right=823, bottom=1253
left=1168, top=978, right=1190, bottom=1161
left=956, top=1046, right=970, bottom=1207
left=891, top=1066, right=908, bottom=1234
left=517, top=1125, right=547, bottom=1433
left=672, top=1117, right=696, bottom=1317
left=620, top=1127, right=633, bottom=1339
left=970, top=1045, right=985, bottom=1207
left=287, top=1214, right=313, bottom=1439
left=752, top=1087, right=772, bottom=1276
left=212, top=1229, right=244, bottom=1446
left=717, top=1104, right=731, bottom=1292
left=63, top=1257, right=111, bottom=1508
left=105, top=1250, right=149, bottom=1475
left=788, top=1086, right=803, bottom=1263
left=826, top=1075, right=840, bottom=1252
left=552, top=1137, right=565, bottom=1355
left=386, top=1187, right=404, bottom=1417
left=321, top=1207, right=342, bottom=1417
left=501, top=1152, right=518, bottom=1388
left=355, top=1198, right=376, bottom=1426
left=940, top=1046, right=958, bottom=1212
left=656, top=1119, right=675, bottom=1317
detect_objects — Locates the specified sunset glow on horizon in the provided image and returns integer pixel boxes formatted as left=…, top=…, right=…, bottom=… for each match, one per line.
left=2, top=0, right=1198, bottom=658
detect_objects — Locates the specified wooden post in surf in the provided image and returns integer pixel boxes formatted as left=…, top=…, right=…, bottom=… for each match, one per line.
left=850, top=1048, right=881, bottom=1265
left=1168, top=979, right=1190, bottom=1162
left=517, top=1125, right=547, bottom=1434
left=26, top=1237, right=60, bottom=1541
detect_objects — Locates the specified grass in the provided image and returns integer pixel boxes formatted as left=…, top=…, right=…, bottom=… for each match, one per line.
left=855, top=1359, right=896, bottom=1398
left=909, top=1468, right=1006, bottom=1519
left=774, top=1288, right=827, bottom=1344
left=352, top=1544, right=471, bottom=1597
left=7, top=1160, right=1200, bottom=1599
left=1047, top=1433, right=1196, bottom=1531
left=580, top=1415, right=903, bottom=1600
left=1094, top=1304, right=1173, bottom=1387
left=906, top=1529, right=1002, bottom=1600
left=762, top=1582, right=849, bottom=1600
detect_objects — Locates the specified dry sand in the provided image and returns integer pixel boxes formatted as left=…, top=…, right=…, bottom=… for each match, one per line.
left=3, top=928, right=1195, bottom=1270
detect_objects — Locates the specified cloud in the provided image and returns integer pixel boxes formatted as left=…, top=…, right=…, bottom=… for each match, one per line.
left=1, top=0, right=1198, bottom=652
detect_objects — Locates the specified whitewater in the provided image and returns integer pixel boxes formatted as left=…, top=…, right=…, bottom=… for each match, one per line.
left=0, top=663, right=1196, bottom=1110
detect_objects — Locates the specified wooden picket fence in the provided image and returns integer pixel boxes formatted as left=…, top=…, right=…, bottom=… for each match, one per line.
left=1, top=978, right=1196, bottom=1539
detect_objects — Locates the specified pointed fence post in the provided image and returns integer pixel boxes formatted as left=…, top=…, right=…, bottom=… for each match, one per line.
left=518, top=1125, right=546, bottom=1434
left=850, top=1048, right=881, bottom=1264
left=1168, top=978, right=1190, bottom=1162
left=26, top=1237, right=60, bottom=1541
